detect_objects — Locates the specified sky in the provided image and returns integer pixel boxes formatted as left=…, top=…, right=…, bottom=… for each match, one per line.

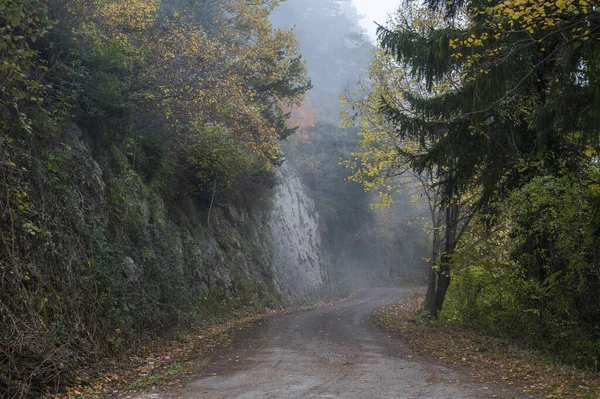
left=352, top=0, right=400, bottom=41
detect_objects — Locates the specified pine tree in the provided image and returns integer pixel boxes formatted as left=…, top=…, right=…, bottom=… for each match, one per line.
left=376, top=0, right=600, bottom=315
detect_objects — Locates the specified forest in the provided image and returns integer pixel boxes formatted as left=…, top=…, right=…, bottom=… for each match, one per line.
left=343, top=0, right=600, bottom=370
left=1, top=0, right=599, bottom=397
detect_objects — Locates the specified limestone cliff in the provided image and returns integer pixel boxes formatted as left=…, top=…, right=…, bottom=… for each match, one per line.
left=271, top=161, right=329, bottom=301
left=0, top=124, right=330, bottom=396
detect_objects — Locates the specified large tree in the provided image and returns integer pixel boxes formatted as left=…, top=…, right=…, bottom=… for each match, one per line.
left=341, top=4, right=479, bottom=315
left=371, top=0, right=600, bottom=314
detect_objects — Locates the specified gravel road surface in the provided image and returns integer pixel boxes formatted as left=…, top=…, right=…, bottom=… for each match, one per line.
left=136, top=287, right=522, bottom=398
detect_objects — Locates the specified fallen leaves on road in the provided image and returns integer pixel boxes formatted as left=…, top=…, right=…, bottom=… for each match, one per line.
left=50, top=313, right=267, bottom=399
left=46, top=295, right=353, bottom=399
left=375, top=293, right=600, bottom=399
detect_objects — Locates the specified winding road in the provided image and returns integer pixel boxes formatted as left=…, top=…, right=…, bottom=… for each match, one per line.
left=137, top=288, right=522, bottom=398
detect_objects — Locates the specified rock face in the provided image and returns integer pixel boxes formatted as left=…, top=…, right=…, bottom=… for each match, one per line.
left=270, top=162, right=328, bottom=301
left=1, top=122, right=333, bottom=399
left=63, top=123, right=106, bottom=195
left=57, top=125, right=328, bottom=307
left=176, top=160, right=329, bottom=305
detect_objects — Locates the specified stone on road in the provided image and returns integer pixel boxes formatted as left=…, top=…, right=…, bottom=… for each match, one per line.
left=136, top=288, right=521, bottom=398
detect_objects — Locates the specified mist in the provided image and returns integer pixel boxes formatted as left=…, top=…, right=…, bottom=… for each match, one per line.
left=5, top=1, right=599, bottom=396
left=353, top=0, right=400, bottom=40
left=270, top=0, right=430, bottom=290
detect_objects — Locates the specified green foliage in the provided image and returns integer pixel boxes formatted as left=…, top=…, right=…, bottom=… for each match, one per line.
left=178, top=124, right=257, bottom=191
left=364, top=0, right=600, bottom=366
left=0, top=0, right=312, bottom=397
left=446, top=157, right=600, bottom=369
left=0, top=0, right=54, bottom=134
left=272, top=0, right=428, bottom=287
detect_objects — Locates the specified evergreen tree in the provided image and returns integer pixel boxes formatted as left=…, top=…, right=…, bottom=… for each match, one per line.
left=375, top=0, right=600, bottom=314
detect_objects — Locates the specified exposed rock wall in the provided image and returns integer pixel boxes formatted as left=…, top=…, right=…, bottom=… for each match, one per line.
left=270, top=162, right=328, bottom=301
left=1, top=123, right=331, bottom=397
left=61, top=124, right=331, bottom=307
left=58, top=125, right=330, bottom=311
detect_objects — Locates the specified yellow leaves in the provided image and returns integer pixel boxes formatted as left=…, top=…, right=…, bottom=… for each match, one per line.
left=584, top=146, right=597, bottom=158
left=456, top=0, right=594, bottom=85
left=589, top=184, right=600, bottom=195
left=489, top=0, right=585, bottom=31
left=374, top=192, right=394, bottom=209
left=68, top=0, right=160, bottom=44
left=80, top=0, right=308, bottom=165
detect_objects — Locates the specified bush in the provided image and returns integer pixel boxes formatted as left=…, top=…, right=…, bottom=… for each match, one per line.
left=446, top=161, right=600, bottom=370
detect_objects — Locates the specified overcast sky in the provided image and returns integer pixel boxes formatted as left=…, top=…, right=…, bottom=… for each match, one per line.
left=351, top=0, right=400, bottom=41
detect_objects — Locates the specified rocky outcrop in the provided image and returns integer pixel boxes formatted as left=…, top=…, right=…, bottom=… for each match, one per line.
left=57, top=125, right=329, bottom=307
left=270, top=161, right=328, bottom=301
left=1, top=122, right=331, bottom=398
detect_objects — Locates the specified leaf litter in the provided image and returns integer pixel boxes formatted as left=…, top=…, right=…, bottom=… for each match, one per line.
left=375, top=293, right=600, bottom=399
left=45, top=296, right=352, bottom=399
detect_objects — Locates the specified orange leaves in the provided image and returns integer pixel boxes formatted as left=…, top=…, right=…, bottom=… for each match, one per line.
left=285, top=96, right=319, bottom=146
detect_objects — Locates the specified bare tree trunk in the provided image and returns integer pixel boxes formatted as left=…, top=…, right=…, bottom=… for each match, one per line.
left=425, top=208, right=442, bottom=314
left=425, top=263, right=437, bottom=313
left=426, top=201, right=459, bottom=317
left=432, top=258, right=451, bottom=316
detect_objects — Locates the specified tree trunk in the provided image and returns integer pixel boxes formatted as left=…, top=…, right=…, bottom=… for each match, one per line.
left=425, top=208, right=442, bottom=315
left=425, top=201, right=459, bottom=317
left=432, top=255, right=451, bottom=316
left=425, top=263, right=437, bottom=314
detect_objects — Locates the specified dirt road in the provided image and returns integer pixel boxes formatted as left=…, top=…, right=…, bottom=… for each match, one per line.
left=138, top=288, right=522, bottom=398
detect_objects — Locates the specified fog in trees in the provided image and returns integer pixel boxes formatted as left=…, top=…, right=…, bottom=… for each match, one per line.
left=271, top=0, right=430, bottom=289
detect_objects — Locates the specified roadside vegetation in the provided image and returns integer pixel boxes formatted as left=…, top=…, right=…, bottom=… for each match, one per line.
left=1, top=0, right=311, bottom=397
left=376, top=293, right=600, bottom=399
left=272, top=0, right=432, bottom=286
left=345, top=0, right=600, bottom=373
left=3, top=0, right=600, bottom=396
left=45, top=295, right=350, bottom=399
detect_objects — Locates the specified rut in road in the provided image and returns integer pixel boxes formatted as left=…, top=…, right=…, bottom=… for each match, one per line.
left=134, top=288, right=524, bottom=399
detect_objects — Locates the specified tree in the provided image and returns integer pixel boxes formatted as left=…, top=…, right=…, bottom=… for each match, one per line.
left=378, top=0, right=600, bottom=205
left=271, top=0, right=387, bottom=286
left=60, top=0, right=311, bottom=174
left=271, top=0, right=373, bottom=117
left=341, top=4, right=479, bottom=315
left=373, top=0, right=600, bottom=315
left=0, top=0, right=55, bottom=136
left=1, top=1, right=314, bottom=395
